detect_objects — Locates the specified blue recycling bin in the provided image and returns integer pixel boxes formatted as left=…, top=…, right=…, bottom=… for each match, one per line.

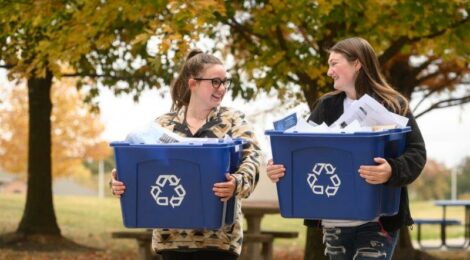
left=265, top=128, right=410, bottom=221
left=110, top=139, right=244, bottom=229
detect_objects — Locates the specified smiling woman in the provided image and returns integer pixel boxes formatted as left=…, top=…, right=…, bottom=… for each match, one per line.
left=184, top=63, right=229, bottom=133
left=266, top=37, right=427, bottom=260
left=108, top=49, right=262, bottom=260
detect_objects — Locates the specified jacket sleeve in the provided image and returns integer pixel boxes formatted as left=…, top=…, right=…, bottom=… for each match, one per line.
left=307, top=98, right=326, bottom=124
left=385, top=111, right=427, bottom=187
left=229, top=110, right=262, bottom=199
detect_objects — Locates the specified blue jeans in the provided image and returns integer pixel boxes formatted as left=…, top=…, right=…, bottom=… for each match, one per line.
left=322, top=222, right=399, bottom=260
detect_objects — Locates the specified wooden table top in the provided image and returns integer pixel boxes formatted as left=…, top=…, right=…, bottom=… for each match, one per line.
left=241, top=200, right=280, bottom=215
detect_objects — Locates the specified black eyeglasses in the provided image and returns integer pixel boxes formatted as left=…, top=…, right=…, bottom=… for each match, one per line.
left=193, top=77, right=232, bottom=89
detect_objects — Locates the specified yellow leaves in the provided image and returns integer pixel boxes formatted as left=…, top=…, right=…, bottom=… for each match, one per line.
left=193, top=0, right=223, bottom=10
left=167, top=34, right=183, bottom=42
left=0, top=80, right=110, bottom=177
left=307, top=65, right=326, bottom=80
left=267, top=51, right=285, bottom=66
left=315, top=0, right=342, bottom=16
left=307, top=64, right=330, bottom=87
left=85, top=141, right=112, bottom=161
left=95, top=34, right=115, bottom=50
left=362, top=1, right=390, bottom=28
left=0, top=86, right=28, bottom=174
left=160, top=39, right=171, bottom=54
left=132, top=33, right=151, bottom=46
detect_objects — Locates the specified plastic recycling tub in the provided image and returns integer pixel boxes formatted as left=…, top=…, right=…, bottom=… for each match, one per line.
left=265, top=128, right=410, bottom=220
left=110, top=139, right=244, bottom=229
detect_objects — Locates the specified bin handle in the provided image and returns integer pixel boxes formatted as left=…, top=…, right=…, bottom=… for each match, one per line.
left=386, top=127, right=411, bottom=142
left=387, top=132, right=404, bottom=142
left=235, top=143, right=243, bottom=152
left=221, top=201, right=227, bottom=228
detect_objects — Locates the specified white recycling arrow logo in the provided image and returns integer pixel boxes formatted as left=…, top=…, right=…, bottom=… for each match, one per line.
left=150, top=175, right=186, bottom=208
left=307, top=163, right=341, bottom=197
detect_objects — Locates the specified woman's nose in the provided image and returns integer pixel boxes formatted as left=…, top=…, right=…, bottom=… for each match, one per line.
left=215, top=86, right=226, bottom=95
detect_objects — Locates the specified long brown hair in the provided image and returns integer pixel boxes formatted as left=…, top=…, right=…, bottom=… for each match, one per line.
left=170, top=49, right=223, bottom=112
left=329, top=37, right=409, bottom=115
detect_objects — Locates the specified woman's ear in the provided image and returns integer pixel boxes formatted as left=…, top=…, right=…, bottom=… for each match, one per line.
left=355, top=60, right=362, bottom=72
left=188, top=78, right=197, bottom=90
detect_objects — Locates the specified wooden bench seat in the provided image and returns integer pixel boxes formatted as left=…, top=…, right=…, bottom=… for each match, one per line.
left=243, top=233, right=274, bottom=242
left=261, top=230, right=299, bottom=239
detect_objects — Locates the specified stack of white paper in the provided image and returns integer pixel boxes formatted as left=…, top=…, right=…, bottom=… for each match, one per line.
left=273, top=94, right=408, bottom=134
left=126, top=121, right=232, bottom=145
left=126, top=122, right=183, bottom=144
left=332, top=94, right=408, bottom=129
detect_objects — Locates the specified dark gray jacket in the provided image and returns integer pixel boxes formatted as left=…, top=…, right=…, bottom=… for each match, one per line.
left=304, top=92, right=427, bottom=232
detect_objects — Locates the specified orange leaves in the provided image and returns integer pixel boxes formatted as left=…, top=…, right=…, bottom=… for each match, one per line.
left=0, top=86, right=28, bottom=174
left=0, top=80, right=110, bottom=177
left=409, top=159, right=451, bottom=200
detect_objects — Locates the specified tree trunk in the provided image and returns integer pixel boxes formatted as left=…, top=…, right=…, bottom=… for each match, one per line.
left=17, top=69, right=61, bottom=236
left=385, top=57, right=416, bottom=101
left=304, top=227, right=328, bottom=260
left=392, top=227, right=414, bottom=259
left=392, top=227, right=432, bottom=260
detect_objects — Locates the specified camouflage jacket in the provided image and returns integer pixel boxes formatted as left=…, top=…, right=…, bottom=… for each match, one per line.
left=151, top=106, right=261, bottom=256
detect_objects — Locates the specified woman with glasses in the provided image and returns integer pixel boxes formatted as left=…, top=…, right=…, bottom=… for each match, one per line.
left=267, top=37, right=426, bottom=260
left=110, top=49, right=261, bottom=260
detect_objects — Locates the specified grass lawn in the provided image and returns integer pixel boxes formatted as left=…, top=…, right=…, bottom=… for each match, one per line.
left=262, top=200, right=468, bottom=248
left=0, top=194, right=468, bottom=259
left=0, top=193, right=138, bottom=259
left=409, top=201, right=467, bottom=241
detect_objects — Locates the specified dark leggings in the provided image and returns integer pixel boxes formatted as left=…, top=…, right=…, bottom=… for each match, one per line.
left=159, top=250, right=238, bottom=260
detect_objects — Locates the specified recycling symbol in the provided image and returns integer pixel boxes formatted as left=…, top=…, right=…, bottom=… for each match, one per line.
left=150, top=175, right=186, bottom=208
left=307, top=163, right=341, bottom=197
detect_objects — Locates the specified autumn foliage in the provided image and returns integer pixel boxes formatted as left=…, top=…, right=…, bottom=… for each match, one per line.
left=408, top=159, right=451, bottom=200
left=0, top=79, right=110, bottom=177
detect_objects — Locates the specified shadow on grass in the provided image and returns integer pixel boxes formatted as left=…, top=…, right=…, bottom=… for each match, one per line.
left=0, top=232, right=102, bottom=252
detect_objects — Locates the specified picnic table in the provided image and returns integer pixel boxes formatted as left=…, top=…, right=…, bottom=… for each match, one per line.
left=241, top=200, right=296, bottom=260
left=111, top=229, right=155, bottom=260
left=434, top=200, right=470, bottom=249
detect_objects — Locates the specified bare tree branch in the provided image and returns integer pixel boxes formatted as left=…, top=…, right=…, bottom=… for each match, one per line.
left=379, top=36, right=408, bottom=65
left=411, top=57, right=439, bottom=77
left=224, top=15, right=264, bottom=43
left=415, top=95, right=470, bottom=118
left=60, top=73, right=153, bottom=81
left=418, top=75, right=463, bottom=94
left=275, top=25, right=287, bottom=50
left=0, top=64, right=14, bottom=69
left=286, top=74, right=301, bottom=85
left=413, top=89, right=438, bottom=112
left=416, top=70, right=445, bottom=86
left=298, top=22, right=318, bottom=51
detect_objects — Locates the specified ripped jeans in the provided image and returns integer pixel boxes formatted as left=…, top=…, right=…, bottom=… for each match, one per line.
left=322, top=222, right=399, bottom=260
